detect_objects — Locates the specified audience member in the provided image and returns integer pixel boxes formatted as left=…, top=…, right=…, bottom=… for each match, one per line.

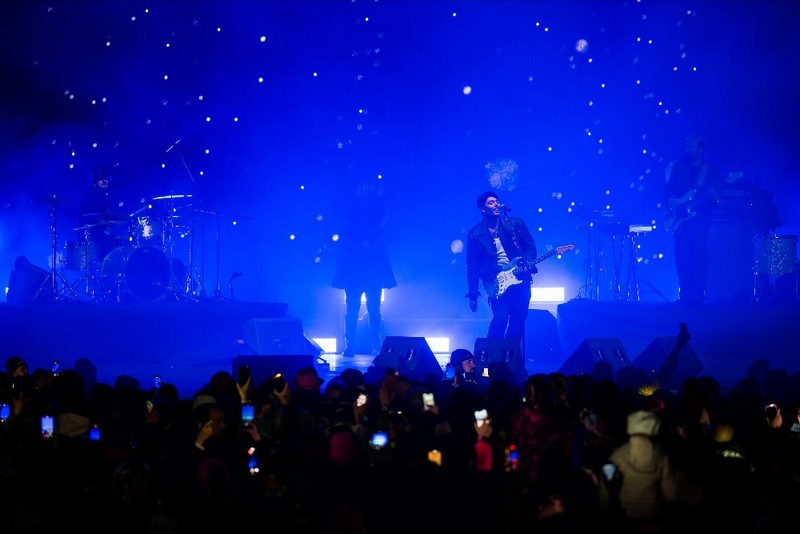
left=607, top=409, right=685, bottom=528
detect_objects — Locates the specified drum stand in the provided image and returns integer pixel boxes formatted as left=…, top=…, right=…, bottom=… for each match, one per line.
left=34, top=194, right=79, bottom=302
left=168, top=210, right=202, bottom=303
left=182, top=214, right=203, bottom=301
left=753, top=263, right=800, bottom=304
left=68, top=225, right=100, bottom=301
left=752, top=235, right=800, bottom=304
left=213, top=211, right=224, bottom=301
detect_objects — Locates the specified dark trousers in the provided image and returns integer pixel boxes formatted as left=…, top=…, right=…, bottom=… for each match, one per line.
left=487, top=281, right=530, bottom=350
left=344, top=284, right=383, bottom=352
left=673, top=217, right=709, bottom=303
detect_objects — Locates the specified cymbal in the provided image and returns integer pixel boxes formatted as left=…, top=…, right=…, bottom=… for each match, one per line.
left=83, top=211, right=130, bottom=222
left=34, top=196, right=72, bottom=205
left=152, top=194, right=193, bottom=201
left=74, top=223, right=102, bottom=231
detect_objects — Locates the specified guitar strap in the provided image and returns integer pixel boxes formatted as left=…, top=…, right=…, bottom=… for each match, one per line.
left=504, top=218, right=521, bottom=252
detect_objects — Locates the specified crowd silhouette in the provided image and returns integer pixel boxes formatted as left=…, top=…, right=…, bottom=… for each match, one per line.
left=2, top=328, right=800, bottom=534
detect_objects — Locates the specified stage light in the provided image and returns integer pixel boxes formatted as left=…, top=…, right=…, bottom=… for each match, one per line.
left=530, top=287, right=565, bottom=303
left=313, top=338, right=337, bottom=354
left=341, top=289, right=385, bottom=304
left=424, top=337, right=450, bottom=354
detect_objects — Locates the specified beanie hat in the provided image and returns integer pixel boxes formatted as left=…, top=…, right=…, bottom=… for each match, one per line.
left=627, top=410, right=661, bottom=436
left=449, top=349, right=474, bottom=367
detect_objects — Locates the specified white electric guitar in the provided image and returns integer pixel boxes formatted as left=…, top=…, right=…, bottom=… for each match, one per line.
left=483, top=244, right=575, bottom=299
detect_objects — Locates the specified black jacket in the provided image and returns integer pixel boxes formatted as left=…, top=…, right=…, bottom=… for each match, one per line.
left=465, top=216, right=536, bottom=300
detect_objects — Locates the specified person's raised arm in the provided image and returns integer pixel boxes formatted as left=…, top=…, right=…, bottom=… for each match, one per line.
left=654, top=322, right=691, bottom=387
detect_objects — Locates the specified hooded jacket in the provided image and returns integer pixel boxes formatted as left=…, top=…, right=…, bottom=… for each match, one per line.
left=608, top=410, right=679, bottom=519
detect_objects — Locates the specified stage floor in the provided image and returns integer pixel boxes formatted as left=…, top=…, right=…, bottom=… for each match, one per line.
left=2, top=298, right=798, bottom=397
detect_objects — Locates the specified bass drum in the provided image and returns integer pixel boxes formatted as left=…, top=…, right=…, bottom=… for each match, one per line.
left=101, top=246, right=172, bottom=302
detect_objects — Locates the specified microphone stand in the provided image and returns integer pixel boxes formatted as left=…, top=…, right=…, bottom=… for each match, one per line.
left=34, top=194, right=77, bottom=302
left=215, top=212, right=222, bottom=300
left=191, top=207, right=251, bottom=302
left=164, top=136, right=203, bottom=299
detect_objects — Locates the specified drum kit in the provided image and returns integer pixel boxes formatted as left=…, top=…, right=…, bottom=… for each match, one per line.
left=63, top=193, right=201, bottom=303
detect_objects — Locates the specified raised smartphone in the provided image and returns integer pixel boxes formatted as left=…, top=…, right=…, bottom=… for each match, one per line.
left=370, top=431, right=389, bottom=450
left=241, top=402, right=255, bottom=426
left=427, top=449, right=442, bottom=466
left=474, top=409, right=488, bottom=427
left=602, top=462, right=617, bottom=481
left=41, top=415, right=54, bottom=439
left=444, top=364, right=456, bottom=381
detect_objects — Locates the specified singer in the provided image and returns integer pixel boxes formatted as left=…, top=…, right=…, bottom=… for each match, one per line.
left=465, top=190, right=537, bottom=366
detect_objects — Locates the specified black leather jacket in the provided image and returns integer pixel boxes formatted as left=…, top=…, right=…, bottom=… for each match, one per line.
left=465, top=216, right=537, bottom=300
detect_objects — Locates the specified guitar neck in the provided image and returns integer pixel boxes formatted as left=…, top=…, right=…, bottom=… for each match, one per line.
left=517, top=248, right=561, bottom=271
left=535, top=249, right=559, bottom=264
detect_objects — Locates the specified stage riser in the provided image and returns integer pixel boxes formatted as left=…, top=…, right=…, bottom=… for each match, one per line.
left=556, top=300, right=800, bottom=388
left=0, top=302, right=287, bottom=396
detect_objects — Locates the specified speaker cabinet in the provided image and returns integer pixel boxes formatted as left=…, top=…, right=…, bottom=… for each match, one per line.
left=232, top=354, right=316, bottom=389
left=368, top=336, right=442, bottom=384
left=633, top=337, right=703, bottom=389
left=524, top=309, right=564, bottom=363
left=473, top=337, right=527, bottom=385
left=6, top=256, right=50, bottom=305
left=243, top=317, right=322, bottom=356
left=558, top=338, right=630, bottom=377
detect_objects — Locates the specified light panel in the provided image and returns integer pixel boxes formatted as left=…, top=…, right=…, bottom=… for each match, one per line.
left=531, top=286, right=565, bottom=303
left=313, top=337, right=337, bottom=354
left=424, top=337, right=450, bottom=354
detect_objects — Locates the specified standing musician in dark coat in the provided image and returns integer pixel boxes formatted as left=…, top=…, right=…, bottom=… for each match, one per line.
left=332, top=181, right=397, bottom=357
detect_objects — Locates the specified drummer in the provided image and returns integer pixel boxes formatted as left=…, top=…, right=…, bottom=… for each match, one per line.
left=77, top=167, right=129, bottom=260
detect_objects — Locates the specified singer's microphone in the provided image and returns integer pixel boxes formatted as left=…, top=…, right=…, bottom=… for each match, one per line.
left=498, top=203, right=512, bottom=211
left=165, top=138, right=182, bottom=153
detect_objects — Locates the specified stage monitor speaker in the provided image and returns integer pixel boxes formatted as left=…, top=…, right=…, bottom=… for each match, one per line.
left=6, top=256, right=50, bottom=305
left=473, top=337, right=527, bottom=385
left=633, top=337, right=703, bottom=389
left=243, top=317, right=322, bottom=356
left=558, top=338, right=630, bottom=377
left=232, top=354, right=316, bottom=390
left=368, top=336, right=442, bottom=384
left=525, top=309, right=563, bottom=363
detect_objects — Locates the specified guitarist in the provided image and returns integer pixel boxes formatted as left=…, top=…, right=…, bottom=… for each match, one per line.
left=466, top=191, right=537, bottom=357
left=664, top=135, right=726, bottom=304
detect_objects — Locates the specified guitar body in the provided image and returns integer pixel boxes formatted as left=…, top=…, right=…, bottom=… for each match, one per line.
left=483, top=244, right=575, bottom=299
left=665, top=172, right=743, bottom=232
left=664, top=189, right=699, bottom=232
left=484, top=257, right=525, bottom=299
